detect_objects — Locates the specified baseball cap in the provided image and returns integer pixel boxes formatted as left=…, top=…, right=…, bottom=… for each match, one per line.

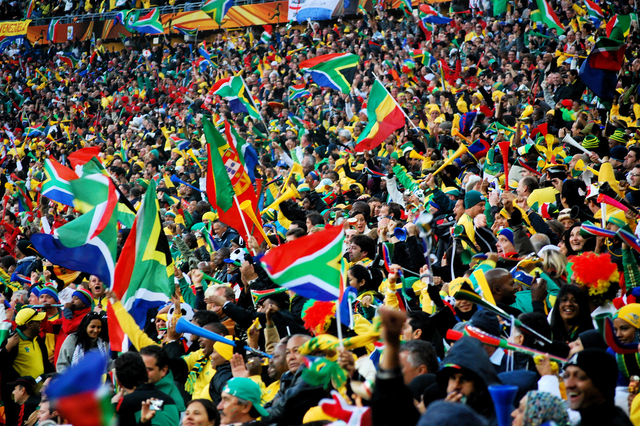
left=222, top=378, right=269, bottom=417
left=15, top=308, right=46, bottom=326
left=8, top=376, right=37, bottom=393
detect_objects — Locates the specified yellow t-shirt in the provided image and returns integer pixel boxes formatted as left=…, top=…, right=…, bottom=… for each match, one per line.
left=457, top=213, right=476, bottom=247
left=182, top=349, right=215, bottom=398
left=263, top=380, right=280, bottom=404
left=14, top=330, right=45, bottom=378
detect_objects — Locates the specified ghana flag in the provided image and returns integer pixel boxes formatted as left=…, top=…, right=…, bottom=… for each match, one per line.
left=261, top=225, right=344, bottom=301
left=354, top=80, right=405, bottom=152
left=299, top=53, right=359, bottom=94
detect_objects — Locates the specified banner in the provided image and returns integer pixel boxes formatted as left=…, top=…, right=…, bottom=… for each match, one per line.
left=25, top=0, right=447, bottom=42
left=288, top=0, right=343, bottom=22
left=0, top=20, right=30, bottom=36
left=0, top=20, right=30, bottom=52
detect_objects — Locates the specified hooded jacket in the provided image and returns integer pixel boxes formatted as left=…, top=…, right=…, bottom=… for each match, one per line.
left=436, top=337, right=500, bottom=423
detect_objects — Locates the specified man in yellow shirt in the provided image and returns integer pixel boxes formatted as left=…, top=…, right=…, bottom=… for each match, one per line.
left=0, top=308, right=54, bottom=425
left=456, top=190, right=486, bottom=249
left=264, top=342, right=288, bottom=403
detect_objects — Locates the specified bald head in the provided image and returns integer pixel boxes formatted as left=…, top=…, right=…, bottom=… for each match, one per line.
left=486, top=268, right=517, bottom=305
left=530, top=234, right=551, bottom=254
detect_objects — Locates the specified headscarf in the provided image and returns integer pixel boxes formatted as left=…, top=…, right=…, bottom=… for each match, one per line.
left=616, top=303, right=640, bottom=329
left=523, top=391, right=568, bottom=426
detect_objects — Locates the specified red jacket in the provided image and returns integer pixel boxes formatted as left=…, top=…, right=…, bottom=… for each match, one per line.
left=53, top=307, right=90, bottom=366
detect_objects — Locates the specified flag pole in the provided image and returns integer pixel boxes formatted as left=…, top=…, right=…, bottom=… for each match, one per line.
left=335, top=299, right=344, bottom=349
left=239, top=74, right=270, bottom=135
left=233, top=194, right=256, bottom=256
left=372, top=73, right=421, bottom=134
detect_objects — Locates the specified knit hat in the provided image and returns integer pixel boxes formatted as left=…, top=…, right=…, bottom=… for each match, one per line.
left=609, top=129, right=628, bottom=144
left=582, top=135, right=599, bottom=150
left=73, top=288, right=94, bottom=309
left=16, top=240, right=38, bottom=258
left=616, top=303, right=640, bottom=329
left=606, top=210, right=627, bottom=229
left=565, top=349, right=618, bottom=401
left=470, top=309, right=502, bottom=337
left=40, top=286, right=60, bottom=303
left=610, top=145, right=628, bottom=162
left=497, top=228, right=515, bottom=246
left=464, top=190, right=485, bottom=209
left=30, top=285, right=42, bottom=298
left=577, top=329, right=607, bottom=351
left=213, top=338, right=234, bottom=361
left=443, top=187, right=460, bottom=197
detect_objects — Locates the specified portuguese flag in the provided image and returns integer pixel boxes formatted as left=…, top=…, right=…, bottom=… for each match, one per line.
left=299, top=53, right=359, bottom=94
left=354, top=80, right=405, bottom=152
left=261, top=225, right=344, bottom=301
left=534, top=0, right=565, bottom=35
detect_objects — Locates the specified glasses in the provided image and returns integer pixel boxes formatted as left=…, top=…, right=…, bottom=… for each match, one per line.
left=630, top=173, right=640, bottom=178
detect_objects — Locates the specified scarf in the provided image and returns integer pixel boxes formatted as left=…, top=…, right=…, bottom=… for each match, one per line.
left=523, top=391, right=569, bottom=426
left=185, top=355, right=208, bottom=394
left=71, top=338, right=108, bottom=366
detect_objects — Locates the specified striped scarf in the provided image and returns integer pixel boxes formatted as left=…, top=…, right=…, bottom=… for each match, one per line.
left=71, top=338, right=109, bottom=366
left=185, top=355, right=208, bottom=394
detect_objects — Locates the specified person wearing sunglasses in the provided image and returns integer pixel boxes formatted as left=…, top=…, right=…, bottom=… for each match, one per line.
left=0, top=308, right=54, bottom=425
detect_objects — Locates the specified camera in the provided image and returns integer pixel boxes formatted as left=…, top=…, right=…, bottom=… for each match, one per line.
left=149, top=400, right=164, bottom=411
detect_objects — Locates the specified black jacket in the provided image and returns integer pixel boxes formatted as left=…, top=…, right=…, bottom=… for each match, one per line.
left=208, top=362, right=233, bottom=406
left=578, top=401, right=633, bottom=426
left=263, top=367, right=331, bottom=426
left=222, top=302, right=307, bottom=350
left=436, top=337, right=501, bottom=424
left=116, top=383, right=180, bottom=426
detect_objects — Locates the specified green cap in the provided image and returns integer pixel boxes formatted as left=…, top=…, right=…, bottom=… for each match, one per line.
left=464, top=190, right=485, bottom=209
left=222, top=378, right=269, bottom=417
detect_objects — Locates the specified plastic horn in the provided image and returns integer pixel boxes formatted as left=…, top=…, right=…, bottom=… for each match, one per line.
left=277, top=162, right=303, bottom=197
left=599, top=182, right=638, bottom=213
left=562, top=135, right=602, bottom=163
left=451, top=127, right=472, bottom=144
left=445, top=328, right=567, bottom=363
left=573, top=159, right=599, bottom=176
left=459, top=248, right=477, bottom=265
left=175, top=317, right=272, bottom=358
left=498, top=141, right=510, bottom=189
left=260, top=184, right=301, bottom=215
left=409, top=150, right=426, bottom=161
left=200, top=273, right=225, bottom=285
left=26, top=304, right=64, bottom=308
left=598, top=193, right=640, bottom=215
left=170, top=174, right=205, bottom=192
left=489, top=386, right=519, bottom=426
left=432, top=142, right=469, bottom=176
left=554, top=50, right=587, bottom=59
left=240, top=200, right=273, bottom=247
left=393, top=228, right=407, bottom=242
